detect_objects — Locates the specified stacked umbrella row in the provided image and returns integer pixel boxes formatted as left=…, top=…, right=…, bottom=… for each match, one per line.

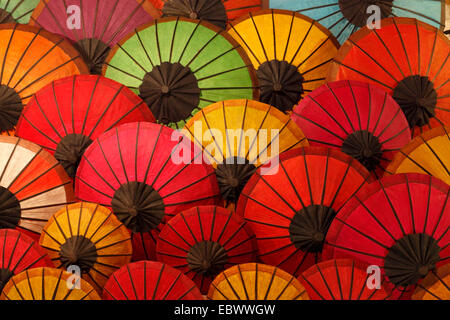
left=0, top=0, right=448, bottom=301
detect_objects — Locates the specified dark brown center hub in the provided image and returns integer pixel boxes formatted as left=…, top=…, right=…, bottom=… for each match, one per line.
left=187, top=240, right=228, bottom=277
left=0, top=84, right=23, bottom=133
left=338, top=0, right=393, bottom=28
left=215, top=157, right=256, bottom=203
left=111, top=181, right=165, bottom=234
left=162, top=0, right=228, bottom=29
left=139, top=62, right=200, bottom=126
left=0, top=268, right=14, bottom=291
left=54, top=134, right=93, bottom=179
left=289, top=205, right=337, bottom=253
left=74, top=38, right=111, bottom=75
left=0, top=8, right=15, bottom=24
left=59, top=236, right=98, bottom=273
left=341, top=130, right=383, bottom=172
left=393, top=75, right=437, bottom=129
left=0, top=186, right=21, bottom=229
left=384, top=233, right=441, bottom=287
left=257, top=60, right=304, bottom=113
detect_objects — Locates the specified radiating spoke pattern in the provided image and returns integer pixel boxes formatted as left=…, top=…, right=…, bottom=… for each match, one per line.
left=269, top=0, right=446, bottom=44
left=386, top=126, right=450, bottom=185
left=412, top=263, right=450, bottom=300
left=157, top=205, right=257, bottom=293
left=237, top=147, right=371, bottom=277
left=328, top=17, right=450, bottom=137
left=323, top=173, right=450, bottom=299
left=292, top=80, right=411, bottom=178
left=75, top=122, right=220, bottom=261
left=208, top=263, right=309, bottom=300
left=103, top=261, right=203, bottom=300
left=103, top=17, right=258, bottom=128
left=0, top=267, right=100, bottom=300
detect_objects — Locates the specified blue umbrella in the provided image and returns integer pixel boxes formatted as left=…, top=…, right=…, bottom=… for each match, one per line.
left=269, top=0, right=446, bottom=43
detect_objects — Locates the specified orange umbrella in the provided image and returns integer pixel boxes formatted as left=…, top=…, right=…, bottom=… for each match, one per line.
left=0, top=267, right=100, bottom=300
left=412, top=263, right=450, bottom=300
left=0, top=136, right=74, bottom=241
left=386, top=126, right=450, bottom=185
left=0, top=24, right=88, bottom=136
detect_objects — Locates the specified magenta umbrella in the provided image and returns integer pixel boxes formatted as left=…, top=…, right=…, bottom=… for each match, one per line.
left=30, top=0, right=160, bottom=74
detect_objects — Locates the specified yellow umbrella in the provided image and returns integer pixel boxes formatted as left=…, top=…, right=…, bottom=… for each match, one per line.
left=0, top=267, right=100, bottom=300
left=385, top=126, right=450, bottom=185
left=183, top=99, right=308, bottom=205
left=208, top=263, right=309, bottom=300
left=227, top=9, right=339, bottom=113
left=412, top=263, right=450, bottom=300
left=39, top=202, right=132, bottom=292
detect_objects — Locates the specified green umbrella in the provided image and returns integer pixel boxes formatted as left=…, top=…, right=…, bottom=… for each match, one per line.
left=103, top=17, right=258, bottom=128
left=0, top=0, right=40, bottom=24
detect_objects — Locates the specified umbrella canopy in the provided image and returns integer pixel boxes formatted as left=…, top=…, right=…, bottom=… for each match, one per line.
left=386, top=126, right=450, bottom=185
left=236, top=147, right=372, bottom=277
left=103, top=17, right=258, bottom=128
left=156, top=205, right=257, bottom=293
left=75, top=122, right=220, bottom=261
left=227, top=9, right=339, bottom=113
left=16, top=75, right=155, bottom=178
left=0, top=24, right=88, bottom=136
left=292, top=80, right=411, bottom=177
left=152, top=0, right=265, bottom=29
left=299, top=259, right=391, bottom=300
left=208, top=263, right=309, bottom=300
left=269, top=0, right=447, bottom=44
left=30, top=0, right=160, bottom=74
left=183, top=99, right=308, bottom=205
left=0, top=229, right=52, bottom=292
left=0, top=0, right=40, bottom=24
left=412, top=263, right=450, bottom=300
left=323, top=173, right=450, bottom=299
left=327, top=17, right=450, bottom=137
left=0, top=267, right=100, bottom=300
left=103, top=260, right=204, bottom=300
left=0, top=136, right=73, bottom=241
left=39, top=202, right=132, bottom=292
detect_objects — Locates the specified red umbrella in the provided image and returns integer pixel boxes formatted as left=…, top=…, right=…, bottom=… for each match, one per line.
left=327, top=17, right=450, bottom=137
left=299, top=259, right=391, bottom=300
left=236, top=147, right=372, bottom=277
left=16, top=75, right=155, bottom=178
left=292, top=80, right=411, bottom=177
left=323, top=173, right=450, bottom=299
left=103, top=260, right=203, bottom=300
left=156, top=205, right=257, bottom=293
left=75, top=122, right=220, bottom=261
left=0, top=229, right=52, bottom=291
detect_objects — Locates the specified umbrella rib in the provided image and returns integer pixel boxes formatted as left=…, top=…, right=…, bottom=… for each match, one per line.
left=12, top=162, right=60, bottom=197
left=249, top=119, right=288, bottom=163
left=371, top=93, right=389, bottom=136
left=106, top=0, right=145, bottom=46
left=154, top=19, right=163, bottom=65
left=200, top=109, right=225, bottom=160
left=210, top=281, right=230, bottom=300
left=81, top=76, right=101, bottom=135
left=249, top=12, right=271, bottom=66
left=112, top=272, right=130, bottom=300
left=164, top=194, right=219, bottom=208
left=186, top=30, right=222, bottom=69
left=327, top=84, right=357, bottom=132
left=161, top=272, right=182, bottom=300
left=81, top=155, right=117, bottom=192
left=168, top=217, right=195, bottom=246
left=135, top=28, right=155, bottom=69
left=258, top=242, right=295, bottom=258
left=115, top=43, right=149, bottom=74
left=0, top=23, right=17, bottom=84
left=19, top=113, right=59, bottom=147
left=5, top=28, right=40, bottom=87
left=115, top=128, right=129, bottom=184
left=392, top=5, right=443, bottom=27
left=210, top=206, right=217, bottom=241
left=426, top=30, right=438, bottom=77
left=152, top=264, right=165, bottom=300
left=177, top=21, right=201, bottom=64
left=222, top=222, right=248, bottom=248
left=236, top=265, right=249, bottom=300
left=34, top=95, right=63, bottom=140
left=227, top=23, right=261, bottom=65
left=98, top=0, right=120, bottom=42
left=275, top=274, right=295, bottom=300
left=158, top=236, right=190, bottom=254
left=379, top=123, right=409, bottom=145
left=393, top=19, right=413, bottom=75
left=77, top=176, right=114, bottom=200
left=177, top=285, right=197, bottom=301
left=295, top=34, right=333, bottom=70
left=197, top=207, right=205, bottom=242
left=333, top=61, right=394, bottom=91
left=142, top=125, right=163, bottom=183
left=416, top=20, right=421, bottom=73
left=263, top=267, right=277, bottom=300
left=292, top=111, right=346, bottom=141
left=216, top=212, right=233, bottom=244
left=168, top=17, right=179, bottom=62
left=288, top=20, right=313, bottom=66
left=348, top=81, right=363, bottom=130
left=0, top=137, right=21, bottom=183
left=324, top=241, right=385, bottom=259
left=256, top=235, right=290, bottom=241
left=420, top=136, right=450, bottom=176
left=7, top=233, right=28, bottom=272
left=432, top=52, right=450, bottom=85
left=329, top=160, right=353, bottom=211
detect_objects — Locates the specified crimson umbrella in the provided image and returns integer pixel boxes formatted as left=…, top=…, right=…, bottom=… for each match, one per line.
left=16, top=75, right=155, bottom=178
left=292, top=80, right=411, bottom=177
left=236, top=147, right=372, bottom=277
left=30, top=0, right=160, bottom=74
left=299, top=259, right=391, bottom=300
left=0, top=229, right=52, bottom=292
left=327, top=17, right=450, bottom=137
left=157, top=205, right=257, bottom=293
left=103, top=260, right=204, bottom=300
left=75, top=122, right=220, bottom=261
left=153, top=0, right=265, bottom=29
left=323, top=173, right=450, bottom=299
